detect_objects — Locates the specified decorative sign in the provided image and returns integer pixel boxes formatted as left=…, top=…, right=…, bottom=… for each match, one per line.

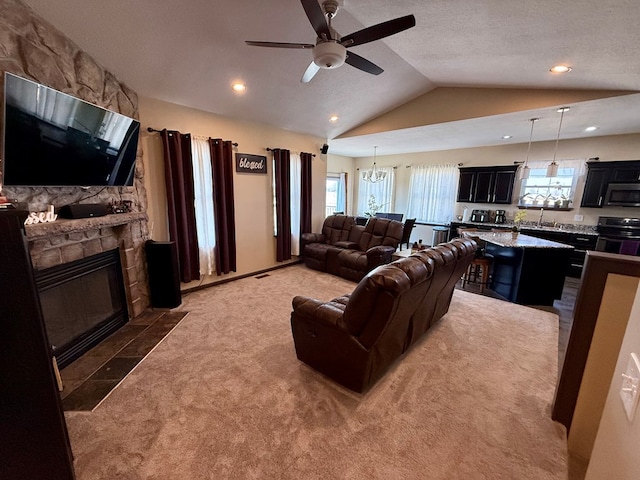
left=24, top=205, right=58, bottom=225
left=235, top=153, right=267, bottom=174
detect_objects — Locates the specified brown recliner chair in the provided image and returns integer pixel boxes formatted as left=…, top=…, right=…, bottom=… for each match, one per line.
left=290, top=237, right=477, bottom=393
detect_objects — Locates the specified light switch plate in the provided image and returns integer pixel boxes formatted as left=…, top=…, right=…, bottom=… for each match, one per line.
left=573, top=214, right=584, bottom=222
left=620, top=352, right=640, bottom=422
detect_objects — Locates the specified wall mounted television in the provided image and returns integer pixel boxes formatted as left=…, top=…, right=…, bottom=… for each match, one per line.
left=2, top=72, right=140, bottom=187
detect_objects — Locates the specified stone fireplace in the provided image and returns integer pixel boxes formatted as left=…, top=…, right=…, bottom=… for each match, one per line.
left=25, top=212, right=150, bottom=365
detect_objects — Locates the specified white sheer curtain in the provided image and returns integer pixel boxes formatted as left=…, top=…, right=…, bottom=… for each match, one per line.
left=191, top=138, right=216, bottom=275
left=336, top=172, right=346, bottom=213
left=407, top=164, right=457, bottom=223
left=357, top=166, right=395, bottom=215
left=290, top=153, right=302, bottom=256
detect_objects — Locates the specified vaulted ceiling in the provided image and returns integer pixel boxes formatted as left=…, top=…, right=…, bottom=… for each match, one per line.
left=22, top=0, right=640, bottom=156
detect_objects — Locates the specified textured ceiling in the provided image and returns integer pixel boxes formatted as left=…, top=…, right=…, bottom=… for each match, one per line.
left=22, top=0, right=640, bottom=157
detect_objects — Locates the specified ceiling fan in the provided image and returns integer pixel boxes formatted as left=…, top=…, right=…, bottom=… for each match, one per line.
left=245, top=0, right=416, bottom=83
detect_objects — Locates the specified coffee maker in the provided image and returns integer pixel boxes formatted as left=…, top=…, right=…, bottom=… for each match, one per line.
left=494, top=210, right=506, bottom=224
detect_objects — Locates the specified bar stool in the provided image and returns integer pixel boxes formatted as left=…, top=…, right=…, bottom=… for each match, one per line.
left=458, top=228, right=493, bottom=292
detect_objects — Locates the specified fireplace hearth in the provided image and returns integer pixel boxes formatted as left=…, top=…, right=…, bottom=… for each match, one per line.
left=35, top=249, right=128, bottom=369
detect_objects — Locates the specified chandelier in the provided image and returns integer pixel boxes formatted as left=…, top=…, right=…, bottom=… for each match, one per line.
left=546, top=107, right=570, bottom=177
left=361, top=146, right=387, bottom=183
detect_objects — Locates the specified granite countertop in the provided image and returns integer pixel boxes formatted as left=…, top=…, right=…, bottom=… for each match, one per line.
left=472, top=232, right=575, bottom=249
left=453, top=220, right=598, bottom=236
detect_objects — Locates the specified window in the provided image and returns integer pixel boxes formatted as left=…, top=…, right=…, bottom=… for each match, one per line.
left=406, top=164, right=457, bottom=223
left=519, top=160, right=582, bottom=207
left=326, top=172, right=346, bottom=217
left=357, top=166, right=395, bottom=216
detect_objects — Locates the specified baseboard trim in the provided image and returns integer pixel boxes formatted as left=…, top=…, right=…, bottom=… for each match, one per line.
left=181, top=259, right=302, bottom=295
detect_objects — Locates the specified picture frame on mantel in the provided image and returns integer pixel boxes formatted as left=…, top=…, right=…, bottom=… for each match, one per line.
left=235, top=153, right=267, bottom=174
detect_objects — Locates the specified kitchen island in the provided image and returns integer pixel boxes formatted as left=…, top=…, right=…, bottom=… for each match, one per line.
left=472, top=232, right=574, bottom=306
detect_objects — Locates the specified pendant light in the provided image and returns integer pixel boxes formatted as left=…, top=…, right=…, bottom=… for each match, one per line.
left=546, top=107, right=570, bottom=177
left=521, top=118, right=539, bottom=179
left=362, top=146, right=387, bottom=183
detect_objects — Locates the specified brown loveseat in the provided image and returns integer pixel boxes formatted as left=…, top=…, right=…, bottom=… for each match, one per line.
left=300, top=214, right=403, bottom=281
left=290, top=237, right=477, bottom=393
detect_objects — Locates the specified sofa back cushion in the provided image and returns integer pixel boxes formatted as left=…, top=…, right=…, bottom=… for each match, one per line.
left=357, top=218, right=403, bottom=251
left=341, top=252, right=435, bottom=343
left=321, top=215, right=356, bottom=245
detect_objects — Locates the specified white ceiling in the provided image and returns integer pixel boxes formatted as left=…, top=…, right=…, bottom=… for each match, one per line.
left=22, top=0, right=640, bottom=157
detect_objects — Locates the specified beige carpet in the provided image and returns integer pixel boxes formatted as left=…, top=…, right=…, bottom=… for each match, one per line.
left=65, top=264, right=568, bottom=479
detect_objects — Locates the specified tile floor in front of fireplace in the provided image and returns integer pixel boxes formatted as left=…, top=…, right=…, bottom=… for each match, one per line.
left=59, top=309, right=188, bottom=411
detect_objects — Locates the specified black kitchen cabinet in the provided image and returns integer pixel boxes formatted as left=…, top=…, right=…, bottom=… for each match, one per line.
left=521, top=228, right=598, bottom=278
left=581, top=166, right=610, bottom=207
left=457, top=170, right=475, bottom=202
left=581, top=160, right=640, bottom=207
left=457, top=166, right=517, bottom=204
left=610, top=162, right=640, bottom=182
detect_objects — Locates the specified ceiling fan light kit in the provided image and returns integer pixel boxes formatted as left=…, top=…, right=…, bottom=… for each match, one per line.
left=245, top=0, right=416, bottom=83
left=313, top=41, right=346, bottom=69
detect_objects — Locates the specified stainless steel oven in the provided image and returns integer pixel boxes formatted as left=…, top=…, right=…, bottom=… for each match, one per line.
left=596, top=216, right=640, bottom=256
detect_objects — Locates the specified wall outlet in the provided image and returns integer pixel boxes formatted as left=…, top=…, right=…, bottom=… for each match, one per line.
left=573, top=214, right=584, bottom=222
left=620, top=352, right=640, bottom=422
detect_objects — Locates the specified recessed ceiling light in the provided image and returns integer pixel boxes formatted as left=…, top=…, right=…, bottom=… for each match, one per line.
left=502, top=135, right=512, bottom=140
left=550, top=65, right=572, bottom=74
left=232, top=82, right=246, bottom=93
left=585, top=126, right=598, bottom=132
left=329, top=115, right=339, bottom=123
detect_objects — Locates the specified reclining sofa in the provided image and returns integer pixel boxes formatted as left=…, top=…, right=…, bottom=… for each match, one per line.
left=301, top=214, right=403, bottom=281
left=290, top=237, right=477, bottom=393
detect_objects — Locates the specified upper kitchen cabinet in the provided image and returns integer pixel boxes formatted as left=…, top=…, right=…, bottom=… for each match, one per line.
left=456, top=166, right=518, bottom=204
left=581, top=160, right=640, bottom=208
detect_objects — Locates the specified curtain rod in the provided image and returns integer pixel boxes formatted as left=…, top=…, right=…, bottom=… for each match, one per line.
left=147, top=127, right=238, bottom=146
left=356, top=166, right=398, bottom=170
left=265, top=147, right=315, bottom=157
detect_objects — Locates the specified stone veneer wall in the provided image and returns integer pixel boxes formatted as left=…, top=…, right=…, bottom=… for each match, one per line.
left=0, top=0, right=150, bottom=315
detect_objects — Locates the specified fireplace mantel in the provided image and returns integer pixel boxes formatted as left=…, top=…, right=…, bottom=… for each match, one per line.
left=24, top=212, right=148, bottom=240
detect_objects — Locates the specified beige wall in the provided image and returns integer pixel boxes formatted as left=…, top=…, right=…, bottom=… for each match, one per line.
left=568, top=274, right=640, bottom=463
left=353, top=133, right=640, bottom=226
left=586, top=280, right=640, bottom=480
left=139, top=96, right=326, bottom=288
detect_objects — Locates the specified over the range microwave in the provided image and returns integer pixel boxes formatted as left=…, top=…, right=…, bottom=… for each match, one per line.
left=605, top=183, right=640, bottom=207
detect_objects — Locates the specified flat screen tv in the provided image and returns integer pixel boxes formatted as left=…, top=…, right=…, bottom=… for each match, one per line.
left=2, top=72, right=140, bottom=187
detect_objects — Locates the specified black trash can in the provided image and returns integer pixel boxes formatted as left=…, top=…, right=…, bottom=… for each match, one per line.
left=432, top=226, right=449, bottom=246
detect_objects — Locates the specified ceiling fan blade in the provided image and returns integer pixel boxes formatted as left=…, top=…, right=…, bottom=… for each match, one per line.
left=301, top=0, right=331, bottom=39
left=341, top=14, right=416, bottom=48
left=245, top=41, right=315, bottom=49
left=301, top=62, right=321, bottom=83
left=345, top=52, right=383, bottom=75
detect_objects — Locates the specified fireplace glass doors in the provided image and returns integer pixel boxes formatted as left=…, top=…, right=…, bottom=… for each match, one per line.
left=35, top=248, right=129, bottom=368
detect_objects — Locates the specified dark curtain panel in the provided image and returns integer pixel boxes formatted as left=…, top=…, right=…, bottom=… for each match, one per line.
left=208, top=138, right=237, bottom=275
left=160, top=129, right=200, bottom=283
left=273, top=148, right=291, bottom=261
left=300, top=152, right=313, bottom=237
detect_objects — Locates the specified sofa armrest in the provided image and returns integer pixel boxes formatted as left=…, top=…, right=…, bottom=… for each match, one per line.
left=292, top=295, right=349, bottom=330
left=334, top=240, right=360, bottom=250
left=301, top=232, right=325, bottom=244
left=365, top=245, right=396, bottom=267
